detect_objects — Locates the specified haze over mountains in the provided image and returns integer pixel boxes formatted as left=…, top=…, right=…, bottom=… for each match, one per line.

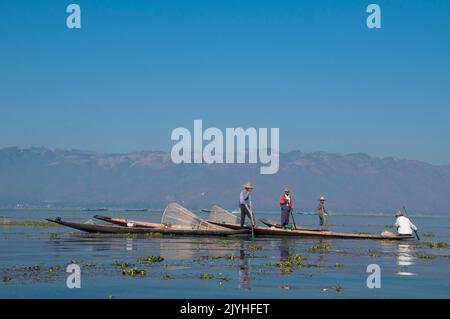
left=0, top=147, right=449, bottom=214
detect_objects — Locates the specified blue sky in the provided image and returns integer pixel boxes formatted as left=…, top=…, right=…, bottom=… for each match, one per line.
left=0, top=0, right=449, bottom=164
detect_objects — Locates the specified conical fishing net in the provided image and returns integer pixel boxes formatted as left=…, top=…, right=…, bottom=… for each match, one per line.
left=208, top=205, right=240, bottom=225
left=161, top=202, right=224, bottom=230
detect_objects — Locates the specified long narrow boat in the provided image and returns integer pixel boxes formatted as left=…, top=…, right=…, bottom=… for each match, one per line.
left=208, top=220, right=411, bottom=240
left=259, top=218, right=327, bottom=232
left=94, top=215, right=162, bottom=228
left=253, top=226, right=415, bottom=240
left=47, top=218, right=250, bottom=236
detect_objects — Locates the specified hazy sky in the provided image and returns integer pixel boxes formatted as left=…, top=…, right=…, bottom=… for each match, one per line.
left=1, top=0, right=449, bottom=164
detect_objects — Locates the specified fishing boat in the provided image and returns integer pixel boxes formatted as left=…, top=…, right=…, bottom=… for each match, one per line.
left=94, top=215, right=161, bottom=228
left=47, top=218, right=248, bottom=236
left=259, top=218, right=326, bottom=232
left=252, top=226, right=415, bottom=240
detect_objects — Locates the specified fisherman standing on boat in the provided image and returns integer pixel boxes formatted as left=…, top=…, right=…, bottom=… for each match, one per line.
left=279, top=187, right=294, bottom=229
left=395, top=211, right=418, bottom=236
left=317, top=196, right=329, bottom=227
left=240, top=182, right=255, bottom=228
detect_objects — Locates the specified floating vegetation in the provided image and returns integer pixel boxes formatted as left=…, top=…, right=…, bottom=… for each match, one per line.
left=3, top=276, right=12, bottom=283
left=269, top=255, right=315, bottom=270
left=113, top=261, right=131, bottom=269
left=367, top=249, right=379, bottom=258
left=0, top=221, right=60, bottom=227
left=211, top=255, right=223, bottom=260
left=122, top=267, right=146, bottom=277
left=28, top=265, right=41, bottom=271
left=161, top=273, right=174, bottom=280
left=137, top=256, right=164, bottom=264
left=427, top=242, right=448, bottom=249
left=443, top=255, right=450, bottom=259
left=224, top=254, right=237, bottom=260
left=199, top=273, right=214, bottom=280
left=416, top=252, right=436, bottom=260
left=48, top=265, right=61, bottom=273
left=49, top=233, right=60, bottom=240
left=333, top=284, right=343, bottom=292
left=145, top=232, right=163, bottom=238
left=307, top=244, right=331, bottom=253
left=423, top=232, right=435, bottom=238
left=83, top=263, right=96, bottom=268
left=248, top=244, right=264, bottom=252
left=384, top=225, right=395, bottom=229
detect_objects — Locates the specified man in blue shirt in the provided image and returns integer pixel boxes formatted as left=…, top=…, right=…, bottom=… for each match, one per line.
left=239, top=182, right=255, bottom=228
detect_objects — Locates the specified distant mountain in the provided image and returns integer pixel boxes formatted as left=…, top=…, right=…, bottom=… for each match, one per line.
left=0, top=147, right=449, bottom=214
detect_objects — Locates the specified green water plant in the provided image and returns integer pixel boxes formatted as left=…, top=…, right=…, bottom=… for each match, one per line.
left=199, top=273, right=214, bottom=280
left=122, top=267, right=146, bottom=277
left=0, top=221, right=60, bottom=227
left=422, top=232, right=435, bottom=238
left=161, top=273, right=174, bottom=280
left=307, top=243, right=331, bottom=253
left=427, top=241, right=448, bottom=249
left=416, top=252, right=436, bottom=260
left=28, top=265, right=41, bottom=271
left=367, top=249, right=379, bottom=258
left=50, top=233, right=60, bottom=240
left=48, top=265, right=61, bottom=273
left=137, top=256, right=164, bottom=264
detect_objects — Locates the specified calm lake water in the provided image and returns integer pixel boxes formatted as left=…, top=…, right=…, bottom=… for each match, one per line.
left=0, top=209, right=449, bottom=298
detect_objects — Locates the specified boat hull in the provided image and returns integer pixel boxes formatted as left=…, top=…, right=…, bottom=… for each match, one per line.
left=47, top=219, right=249, bottom=236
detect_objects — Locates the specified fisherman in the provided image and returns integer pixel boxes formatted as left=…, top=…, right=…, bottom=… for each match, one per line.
left=239, top=182, right=255, bottom=228
left=279, top=187, right=294, bottom=229
left=317, top=196, right=329, bottom=227
left=395, top=211, right=418, bottom=236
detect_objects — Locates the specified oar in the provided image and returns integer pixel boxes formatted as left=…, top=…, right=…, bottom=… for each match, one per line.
left=402, top=206, right=420, bottom=240
left=290, top=209, right=297, bottom=229
left=245, top=204, right=255, bottom=239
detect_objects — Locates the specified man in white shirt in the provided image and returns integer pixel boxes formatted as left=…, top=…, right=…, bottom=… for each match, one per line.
left=395, top=211, right=418, bottom=235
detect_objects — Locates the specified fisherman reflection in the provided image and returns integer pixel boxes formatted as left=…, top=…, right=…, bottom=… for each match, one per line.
left=238, top=241, right=251, bottom=290
left=279, top=239, right=293, bottom=276
left=396, top=243, right=416, bottom=276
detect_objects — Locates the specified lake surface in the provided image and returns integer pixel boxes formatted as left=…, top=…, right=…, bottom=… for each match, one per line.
left=0, top=209, right=449, bottom=298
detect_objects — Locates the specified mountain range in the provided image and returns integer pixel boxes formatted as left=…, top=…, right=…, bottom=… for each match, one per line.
left=0, top=147, right=449, bottom=214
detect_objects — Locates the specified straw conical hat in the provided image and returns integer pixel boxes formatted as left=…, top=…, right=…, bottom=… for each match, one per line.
left=243, top=182, right=254, bottom=189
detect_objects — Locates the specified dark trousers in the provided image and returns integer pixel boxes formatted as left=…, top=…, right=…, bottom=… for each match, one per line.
left=281, top=210, right=290, bottom=226
left=240, top=204, right=253, bottom=227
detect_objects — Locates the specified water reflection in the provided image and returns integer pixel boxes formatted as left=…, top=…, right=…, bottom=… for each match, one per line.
left=396, top=243, right=416, bottom=276
left=238, top=241, right=250, bottom=290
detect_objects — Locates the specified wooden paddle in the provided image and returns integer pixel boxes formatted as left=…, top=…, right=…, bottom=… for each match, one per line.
left=403, top=206, right=420, bottom=240
left=290, top=209, right=297, bottom=229
left=245, top=204, right=255, bottom=239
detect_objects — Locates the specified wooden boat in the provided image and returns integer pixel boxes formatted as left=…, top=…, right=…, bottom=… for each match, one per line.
left=202, top=219, right=412, bottom=240
left=207, top=220, right=248, bottom=230
left=259, top=218, right=326, bottom=232
left=47, top=218, right=250, bottom=236
left=253, top=226, right=415, bottom=240
left=94, top=215, right=161, bottom=228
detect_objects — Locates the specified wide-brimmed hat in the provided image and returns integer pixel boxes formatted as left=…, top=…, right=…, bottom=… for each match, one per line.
left=243, top=182, right=254, bottom=189
left=395, top=211, right=402, bottom=217
left=319, top=196, right=326, bottom=201
left=283, top=187, right=290, bottom=192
